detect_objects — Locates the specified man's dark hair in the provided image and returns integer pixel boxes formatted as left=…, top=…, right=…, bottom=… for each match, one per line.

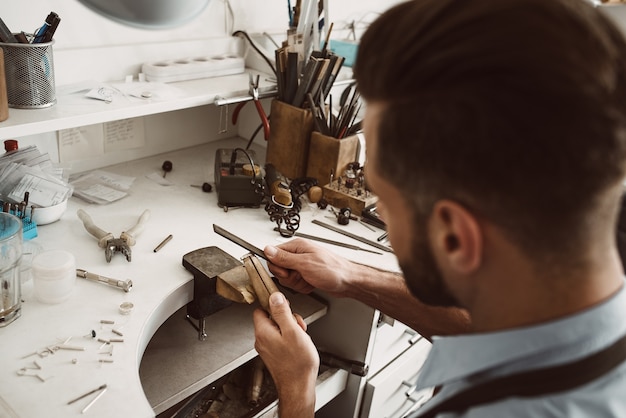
left=354, top=0, right=626, bottom=266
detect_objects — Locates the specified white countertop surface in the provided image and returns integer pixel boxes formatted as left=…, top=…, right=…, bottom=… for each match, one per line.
left=0, top=137, right=399, bottom=418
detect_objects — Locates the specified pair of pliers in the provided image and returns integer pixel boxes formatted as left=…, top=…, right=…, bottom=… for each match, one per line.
left=77, top=209, right=151, bottom=262
left=231, top=74, right=271, bottom=141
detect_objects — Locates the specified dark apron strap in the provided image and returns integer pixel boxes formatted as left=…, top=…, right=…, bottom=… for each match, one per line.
left=416, top=332, right=626, bottom=418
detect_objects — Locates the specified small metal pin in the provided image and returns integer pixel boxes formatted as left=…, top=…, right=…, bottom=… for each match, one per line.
left=98, top=339, right=110, bottom=350
left=99, top=345, right=113, bottom=355
left=17, top=368, right=48, bottom=382
left=68, top=384, right=107, bottom=405
left=57, top=344, right=86, bottom=351
left=359, top=220, right=376, bottom=232
left=81, top=386, right=108, bottom=414
left=153, top=234, right=173, bottom=252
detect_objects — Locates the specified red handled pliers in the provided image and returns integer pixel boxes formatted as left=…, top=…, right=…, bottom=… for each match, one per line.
left=231, top=74, right=271, bottom=141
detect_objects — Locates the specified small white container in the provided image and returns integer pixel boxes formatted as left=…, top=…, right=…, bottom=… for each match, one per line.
left=32, top=250, right=75, bottom=304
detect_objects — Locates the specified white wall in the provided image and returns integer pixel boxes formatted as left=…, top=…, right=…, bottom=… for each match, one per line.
left=1, top=0, right=404, bottom=173
left=0, top=0, right=404, bottom=85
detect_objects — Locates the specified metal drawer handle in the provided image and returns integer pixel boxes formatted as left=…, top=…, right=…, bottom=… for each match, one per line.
left=403, top=328, right=422, bottom=345
left=398, top=390, right=431, bottom=418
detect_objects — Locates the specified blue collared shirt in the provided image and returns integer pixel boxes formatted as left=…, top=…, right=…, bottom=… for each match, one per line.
left=411, top=283, right=626, bottom=417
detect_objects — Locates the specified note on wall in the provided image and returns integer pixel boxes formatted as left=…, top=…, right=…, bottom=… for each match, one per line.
left=103, top=118, right=145, bottom=152
left=58, top=124, right=104, bottom=163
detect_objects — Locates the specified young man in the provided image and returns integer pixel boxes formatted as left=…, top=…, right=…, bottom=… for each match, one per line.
left=253, top=0, right=626, bottom=416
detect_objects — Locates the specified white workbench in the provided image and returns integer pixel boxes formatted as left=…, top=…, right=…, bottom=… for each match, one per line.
left=0, top=138, right=399, bottom=417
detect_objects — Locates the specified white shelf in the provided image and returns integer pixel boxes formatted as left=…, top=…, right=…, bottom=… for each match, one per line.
left=0, top=71, right=276, bottom=140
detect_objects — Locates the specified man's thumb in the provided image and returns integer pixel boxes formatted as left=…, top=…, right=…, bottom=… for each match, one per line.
left=269, top=292, right=293, bottom=325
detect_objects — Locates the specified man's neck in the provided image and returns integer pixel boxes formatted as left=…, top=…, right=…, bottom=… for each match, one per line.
left=467, top=253, right=624, bottom=333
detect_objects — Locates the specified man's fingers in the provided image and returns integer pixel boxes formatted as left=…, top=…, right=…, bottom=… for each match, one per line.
left=253, top=308, right=276, bottom=335
left=264, top=239, right=316, bottom=267
left=294, top=313, right=307, bottom=331
left=264, top=245, right=294, bottom=268
left=276, top=271, right=315, bottom=294
left=268, top=292, right=298, bottom=330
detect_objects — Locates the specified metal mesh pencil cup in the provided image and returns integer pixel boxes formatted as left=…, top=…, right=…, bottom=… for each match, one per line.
left=2, top=40, right=56, bottom=109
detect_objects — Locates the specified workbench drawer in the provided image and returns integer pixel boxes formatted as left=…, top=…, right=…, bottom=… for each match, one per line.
left=159, top=363, right=348, bottom=418
left=254, top=367, right=349, bottom=418
left=141, top=292, right=331, bottom=417
left=369, top=313, right=423, bottom=376
left=360, top=338, right=432, bottom=418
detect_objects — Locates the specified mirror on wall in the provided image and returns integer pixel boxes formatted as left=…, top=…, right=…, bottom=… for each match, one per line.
left=77, top=0, right=211, bottom=29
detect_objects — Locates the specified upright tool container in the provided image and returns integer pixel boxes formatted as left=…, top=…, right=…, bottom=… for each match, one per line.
left=2, top=40, right=56, bottom=108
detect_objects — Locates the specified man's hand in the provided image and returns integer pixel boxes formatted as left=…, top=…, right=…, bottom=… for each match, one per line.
left=264, top=238, right=355, bottom=296
left=253, top=292, right=319, bottom=417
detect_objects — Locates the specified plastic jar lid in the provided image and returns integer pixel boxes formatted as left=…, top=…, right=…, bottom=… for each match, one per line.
left=4, top=139, right=18, bottom=152
left=32, top=250, right=75, bottom=279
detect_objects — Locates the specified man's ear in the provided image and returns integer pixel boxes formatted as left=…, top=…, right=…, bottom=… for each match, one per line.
left=429, top=200, right=482, bottom=274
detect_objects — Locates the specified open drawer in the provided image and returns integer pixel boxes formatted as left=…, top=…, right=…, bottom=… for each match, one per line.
left=140, top=290, right=335, bottom=416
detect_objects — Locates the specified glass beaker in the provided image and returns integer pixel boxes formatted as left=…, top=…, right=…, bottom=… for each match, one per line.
left=0, top=212, right=23, bottom=327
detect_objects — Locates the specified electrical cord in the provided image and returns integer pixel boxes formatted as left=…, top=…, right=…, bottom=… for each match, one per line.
left=232, top=30, right=277, bottom=76
left=245, top=123, right=263, bottom=150
left=245, top=113, right=271, bottom=150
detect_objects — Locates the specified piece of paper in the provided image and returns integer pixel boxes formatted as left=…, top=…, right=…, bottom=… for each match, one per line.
left=58, top=124, right=105, bottom=163
left=8, top=173, right=70, bottom=206
left=70, top=170, right=135, bottom=204
left=146, top=172, right=174, bottom=186
left=74, top=183, right=128, bottom=204
left=103, top=118, right=146, bottom=152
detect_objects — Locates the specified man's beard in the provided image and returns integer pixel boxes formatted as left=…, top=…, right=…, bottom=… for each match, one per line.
left=399, top=217, right=460, bottom=308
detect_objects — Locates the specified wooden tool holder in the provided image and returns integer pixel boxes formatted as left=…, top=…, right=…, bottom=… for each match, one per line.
left=265, top=100, right=314, bottom=179
left=306, top=131, right=359, bottom=186
left=322, top=180, right=377, bottom=216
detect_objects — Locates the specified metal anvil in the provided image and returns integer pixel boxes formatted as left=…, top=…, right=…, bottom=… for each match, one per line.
left=182, top=247, right=277, bottom=341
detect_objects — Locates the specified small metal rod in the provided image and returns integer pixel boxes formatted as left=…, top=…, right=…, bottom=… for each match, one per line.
left=185, top=315, right=208, bottom=341
left=153, top=234, right=173, bottom=252
left=81, top=386, right=107, bottom=414
left=214, top=88, right=278, bottom=106
left=358, top=219, right=376, bottom=232
left=67, top=384, right=107, bottom=405
left=273, top=228, right=382, bottom=255
left=312, top=220, right=394, bottom=253
left=56, top=344, right=86, bottom=351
